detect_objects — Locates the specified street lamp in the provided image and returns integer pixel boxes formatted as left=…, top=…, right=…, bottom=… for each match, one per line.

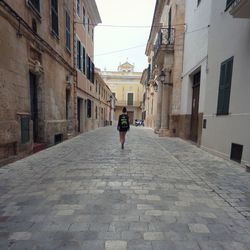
left=159, top=70, right=166, bottom=83
left=159, top=70, right=173, bottom=86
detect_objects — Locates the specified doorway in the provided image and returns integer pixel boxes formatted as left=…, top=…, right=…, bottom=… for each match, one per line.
left=127, top=111, right=134, bottom=125
left=29, top=72, right=39, bottom=142
left=190, top=71, right=200, bottom=142
left=77, top=97, right=84, bottom=132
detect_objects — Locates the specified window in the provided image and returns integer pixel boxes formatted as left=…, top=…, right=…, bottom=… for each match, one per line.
left=28, top=0, right=40, bottom=13
left=87, top=99, right=92, bottom=118
left=96, top=81, right=98, bottom=92
left=77, top=39, right=82, bottom=70
left=76, top=0, right=80, bottom=16
left=217, top=57, right=234, bottom=115
left=82, top=45, right=86, bottom=74
left=225, top=0, right=235, bottom=11
left=82, top=7, right=86, bottom=27
left=51, top=0, right=59, bottom=36
left=127, top=93, right=134, bottom=105
left=95, top=106, right=98, bottom=119
left=65, top=11, right=71, bottom=51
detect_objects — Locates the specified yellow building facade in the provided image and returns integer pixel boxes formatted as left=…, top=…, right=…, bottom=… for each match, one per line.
left=101, top=62, right=143, bottom=124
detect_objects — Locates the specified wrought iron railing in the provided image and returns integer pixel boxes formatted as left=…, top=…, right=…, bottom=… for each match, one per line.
left=225, top=0, right=241, bottom=11
left=155, top=28, right=175, bottom=50
left=116, top=101, right=142, bottom=107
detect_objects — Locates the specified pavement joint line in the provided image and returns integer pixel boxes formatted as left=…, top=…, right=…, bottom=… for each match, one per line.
left=150, top=135, right=248, bottom=219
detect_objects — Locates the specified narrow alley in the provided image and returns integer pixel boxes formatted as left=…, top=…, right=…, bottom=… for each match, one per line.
left=0, top=126, right=250, bottom=250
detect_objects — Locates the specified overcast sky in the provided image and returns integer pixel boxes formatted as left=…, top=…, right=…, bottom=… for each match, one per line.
left=94, top=0, right=156, bottom=72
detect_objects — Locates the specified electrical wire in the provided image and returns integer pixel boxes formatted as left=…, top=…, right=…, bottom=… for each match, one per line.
left=75, top=21, right=186, bottom=28
left=95, top=44, right=147, bottom=57
left=94, top=25, right=210, bottom=57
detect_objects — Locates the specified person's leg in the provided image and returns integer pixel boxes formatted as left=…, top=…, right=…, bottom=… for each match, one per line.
left=120, top=132, right=126, bottom=148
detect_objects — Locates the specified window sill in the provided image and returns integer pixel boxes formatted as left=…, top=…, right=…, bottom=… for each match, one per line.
left=216, top=113, right=229, bottom=116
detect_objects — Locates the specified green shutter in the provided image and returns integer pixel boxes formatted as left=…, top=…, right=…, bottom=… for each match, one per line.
left=223, top=58, right=233, bottom=114
left=217, top=57, right=233, bottom=115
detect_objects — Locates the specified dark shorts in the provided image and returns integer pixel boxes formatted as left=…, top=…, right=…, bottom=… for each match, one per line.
left=119, top=128, right=128, bottom=132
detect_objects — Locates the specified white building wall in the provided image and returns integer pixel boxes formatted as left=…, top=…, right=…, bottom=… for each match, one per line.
left=201, top=0, right=250, bottom=165
left=181, top=0, right=212, bottom=115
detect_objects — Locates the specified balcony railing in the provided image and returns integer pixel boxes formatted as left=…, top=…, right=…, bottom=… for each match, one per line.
left=116, top=100, right=142, bottom=107
left=227, top=0, right=250, bottom=18
left=155, top=28, right=175, bottom=53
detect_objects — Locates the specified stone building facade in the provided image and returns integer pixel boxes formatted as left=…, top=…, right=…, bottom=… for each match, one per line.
left=145, top=0, right=185, bottom=137
left=0, top=0, right=76, bottom=164
left=101, top=62, right=143, bottom=124
left=75, top=0, right=103, bottom=133
left=0, top=0, right=113, bottom=165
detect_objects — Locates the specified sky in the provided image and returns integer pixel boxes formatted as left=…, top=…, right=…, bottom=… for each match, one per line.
left=94, top=0, right=156, bottom=72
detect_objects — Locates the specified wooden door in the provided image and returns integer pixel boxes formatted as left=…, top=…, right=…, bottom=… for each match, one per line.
left=190, top=72, right=200, bottom=142
left=30, top=73, right=38, bottom=142
left=127, top=111, right=134, bottom=125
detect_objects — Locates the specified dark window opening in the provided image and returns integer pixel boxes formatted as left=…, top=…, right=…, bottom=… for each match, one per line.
left=87, top=99, right=92, bottom=118
left=54, top=133, right=63, bottom=144
left=51, top=0, right=59, bottom=36
left=203, top=119, right=207, bottom=129
left=230, top=143, right=243, bottom=163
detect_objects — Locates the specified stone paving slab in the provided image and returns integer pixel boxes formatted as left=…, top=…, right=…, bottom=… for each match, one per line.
left=0, top=126, right=250, bottom=249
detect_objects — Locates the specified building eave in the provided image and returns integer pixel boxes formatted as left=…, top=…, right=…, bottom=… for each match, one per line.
left=86, top=0, right=102, bottom=26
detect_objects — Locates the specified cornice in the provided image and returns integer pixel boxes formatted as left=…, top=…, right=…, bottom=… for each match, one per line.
left=86, top=0, right=101, bottom=25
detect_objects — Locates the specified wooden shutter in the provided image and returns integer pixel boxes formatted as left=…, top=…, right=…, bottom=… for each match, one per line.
left=217, top=57, right=233, bottom=115
left=77, top=40, right=81, bottom=70
left=127, top=93, right=133, bottom=105
left=82, top=46, right=86, bottom=74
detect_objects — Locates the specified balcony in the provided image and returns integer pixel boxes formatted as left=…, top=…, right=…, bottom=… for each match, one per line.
left=116, top=100, right=142, bottom=108
left=227, top=0, right=250, bottom=18
left=153, top=28, right=175, bottom=66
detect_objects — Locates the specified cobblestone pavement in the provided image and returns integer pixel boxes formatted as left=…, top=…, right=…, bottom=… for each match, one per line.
left=0, top=126, right=250, bottom=250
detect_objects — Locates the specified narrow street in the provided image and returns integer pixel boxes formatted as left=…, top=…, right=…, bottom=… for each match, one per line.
left=0, top=126, right=250, bottom=250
